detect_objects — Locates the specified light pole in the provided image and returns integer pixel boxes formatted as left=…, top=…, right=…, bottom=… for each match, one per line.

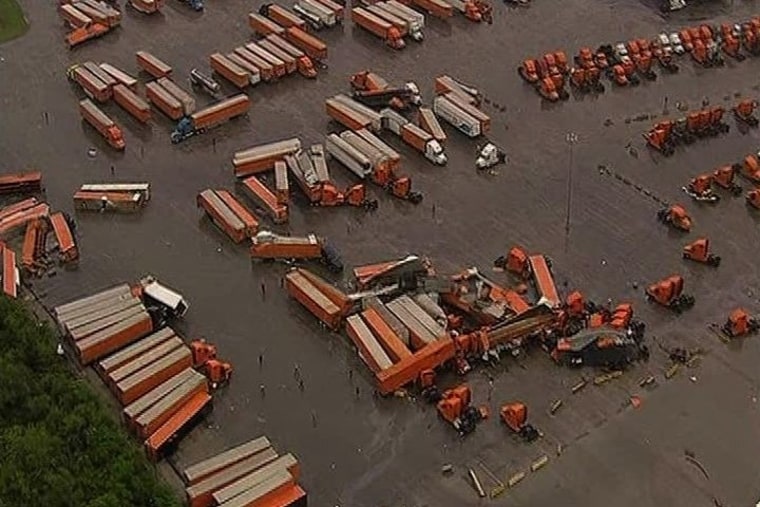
left=564, top=132, right=578, bottom=255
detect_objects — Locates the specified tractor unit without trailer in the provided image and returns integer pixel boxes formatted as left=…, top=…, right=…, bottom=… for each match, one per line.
left=171, top=95, right=250, bottom=143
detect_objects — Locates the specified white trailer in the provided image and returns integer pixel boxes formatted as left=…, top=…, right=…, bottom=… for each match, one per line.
left=385, top=0, right=425, bottom=27
left=371, top=3, right=423, bottom=41
left=380, top=108, right=410, bottom=135
left=297, top=0, right=337, bottom=26
left=325, top=134, right=373, bottom=179
left=432, top=95, right=481, bottom=138
left=339, top=131, right=390, bottom=172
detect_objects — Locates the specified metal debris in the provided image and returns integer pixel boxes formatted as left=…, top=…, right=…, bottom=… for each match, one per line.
left=468, top=468, right=486, bottom=498
left=571, top=378, right=587, bottom=393
left=530, top=455, right=549, bottom=472
left=550, top=399, right=563, bottom=414
left=507, top=471, right=525, bottom=488
left=665, top=363, right=680, bottom=379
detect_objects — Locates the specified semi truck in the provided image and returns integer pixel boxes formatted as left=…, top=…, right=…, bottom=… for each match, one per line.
left=313, top=0, right=344, bottom=20
left=411, top=0, right=453, bottom=18
left=284, top=27, right=328, bottom=61
left=226, top=52, right=265, bottom=84
left=256, top=39, right=298, bottom=74
left=50, top=212, right=79, bottom=262
left=249, top=12, right=286, bottom=36
left=274, top=161, right=290, bottom=205
left=296, top=0, right=337, bottom=27
left=209, top=53, right=250, bottom=89
left=113, top=84, right=152, bottom=123
left=244, top=43, right=287, bottom=78
left=326, top=98, right=373, bottom=131
left=367, top=3, right=423, bottom=42
left=74, top=191, right=144, bottom=212
left=68, top=65, right=112, bottom=102
left=265, top=34, right=318, bottom=78
left=240, top=176, right=289, bottom=224
left=339, top=131, right=393, bottom=177
left=66, top=23, right=110, bottom=49
left=157, top=78, right=196, bottom=115
left=251, top=231, right=343, bottom=272
left=400, top=123, right=447, bottom=165
left=292, top=3, right=326, bottom=30
left=82, top=61, right=117, bottom=88
left=444, top=92, right=490, bottom=133
left=128, top=0, right=162, bottom=14
left=145, top=82, right=184, bottom=120
left=352, top=7, right=405, bottom=50
left=79, top=99, right=125, bottom=150
left=197, top=189, right=258, bottom=243
left=189, top=68, right=221, bottom=97
left=171, top=94, right=251, bottom=143
left=418, top=107, right=447, bottom=143
left=0, top=172, right=42, bottom=195
left=332, top=94, right=383, bottom=130
left=60, top=4, right=92, bottom=28
left=432, top=94, right=482, bottom=138
left=136, top=51, right=172, bottom=78
left=260, top=4, right=307, bottom=30
left=325, top=133, right=374, bottom=180
left=385, top=0, right=425, bottom=27
left=233, top=47, right=273, bottom=82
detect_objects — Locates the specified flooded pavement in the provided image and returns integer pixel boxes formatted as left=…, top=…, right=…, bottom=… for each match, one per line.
left=1, top=0, right=759, bottom=505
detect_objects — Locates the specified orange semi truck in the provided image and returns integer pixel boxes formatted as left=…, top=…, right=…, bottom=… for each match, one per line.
left=171, top=94, right=250, bottom=143
left=352, top=8, right=405, bottom=49
left=79, top=99, right=125, bottom=150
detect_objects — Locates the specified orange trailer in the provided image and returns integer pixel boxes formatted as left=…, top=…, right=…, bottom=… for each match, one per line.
left=145, top=391, right=211, bottom=462
left=0, top=243, right=18, bottom=298
left=0, top=172, right=42, bottom=195
left=241, top=176, right=288, bottom=224
left=285, top=270, right=342, bottom=330
left=361, top=307, right=412, bottom=362
left=528, top=255, right=560, bottom=307
left=50, top=211, right=79, bottom=262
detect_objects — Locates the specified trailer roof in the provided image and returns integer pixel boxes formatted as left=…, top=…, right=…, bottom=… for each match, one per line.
left=183, top=436, right=272, bottom=484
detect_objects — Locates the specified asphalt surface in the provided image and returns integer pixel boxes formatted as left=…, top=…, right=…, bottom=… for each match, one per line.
left=1, top=0, right=760, bottom=505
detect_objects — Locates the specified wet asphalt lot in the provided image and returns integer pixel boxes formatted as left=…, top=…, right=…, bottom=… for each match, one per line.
left=1, top=0, right=760, bottom=505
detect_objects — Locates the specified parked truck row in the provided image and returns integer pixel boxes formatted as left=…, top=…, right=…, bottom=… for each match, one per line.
left=58, top=1, right=121, bottom=49
left=181, top=436, right=307, bottom=507
left=53, top=279, right=235, bottom=462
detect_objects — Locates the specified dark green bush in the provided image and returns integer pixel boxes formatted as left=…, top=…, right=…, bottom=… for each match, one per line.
left=0, top=297, right=180, bottom=507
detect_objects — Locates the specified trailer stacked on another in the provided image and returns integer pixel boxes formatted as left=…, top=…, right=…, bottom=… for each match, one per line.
left=181, top=436, right=307, bottom=507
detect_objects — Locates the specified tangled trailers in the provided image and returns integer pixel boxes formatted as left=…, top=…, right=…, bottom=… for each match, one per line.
left=55, top=281, right=209, bottom=462
left=182, top=436, right=306, bottom=507
left=197, top=189, right=260, bottom=243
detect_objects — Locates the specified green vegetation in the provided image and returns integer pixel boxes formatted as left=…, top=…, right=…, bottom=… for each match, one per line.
left=0, top=297, right=180, bottom=507
left=0, top=0, right=29, bottom=43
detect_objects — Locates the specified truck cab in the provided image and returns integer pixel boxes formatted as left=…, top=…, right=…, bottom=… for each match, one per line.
left=404, top=82, right=422, bottom=105
left=426, top=140, right=447, bottom=165
left=141, top=278, right=189, bottom=318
